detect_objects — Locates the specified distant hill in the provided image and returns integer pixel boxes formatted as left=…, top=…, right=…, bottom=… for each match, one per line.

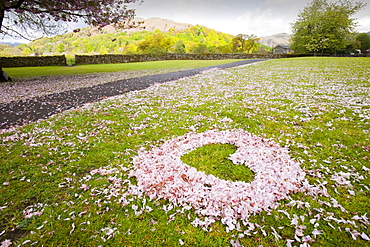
left=20, top=18, right=237, bottom=55
left=125, top=17, right=192, bottom=33
left=259, top=33, right=291, bottom=48
left=0, top=17, right=271, bottom=56
left=74, top=17, right=193, bottom=38
left=0, top=42, right=23, bottom=47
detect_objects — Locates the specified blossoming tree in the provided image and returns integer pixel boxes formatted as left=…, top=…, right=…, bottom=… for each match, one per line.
left=0, top=0, right=140, bottom=81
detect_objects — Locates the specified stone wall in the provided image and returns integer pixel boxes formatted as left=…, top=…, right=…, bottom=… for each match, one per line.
left=0, top=55, right=67, bottom=67
left=75, top=53, right=295, bottom=65
left=0, top=53, right=313, bottom=67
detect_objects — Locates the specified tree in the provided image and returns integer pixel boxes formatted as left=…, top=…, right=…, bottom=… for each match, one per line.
left=232, top=34, right=260, bottom=53
left=191, top=43, right=209, bottom=54
left=355, top=33, right=370, bottom=52
left=137, top=33, right=174, bottom=54
left=173, top=40, right=186, bottom=54
left=56, top=42, right=65, bottom=53
left=0, top=0, right=139, bottom=81
left=232, top=35, right=244, bottom=52
left=244, top=34, right=260, bottom=53
left=98, top=45, right=109, bottom=55
left=0, top=0, right=139, bottom=39
left=291, top=0, right=366, bottom=55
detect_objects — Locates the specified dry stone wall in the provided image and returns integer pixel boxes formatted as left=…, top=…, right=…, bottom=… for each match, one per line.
left=74, top=53, right=291, bottom=65
left=0, top=54, right=313, bottom=67
left=0, top=55, right=67, bottom=67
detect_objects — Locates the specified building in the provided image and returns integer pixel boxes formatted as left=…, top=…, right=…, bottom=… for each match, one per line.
left=273, top=45, right=292, bottom=54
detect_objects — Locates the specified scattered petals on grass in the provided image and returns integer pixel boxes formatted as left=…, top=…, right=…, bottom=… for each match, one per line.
left=1, top=58, right=369, bottom=246
left=23, top=203, right=46, bottom=219
left=0, top=69, right=179, bottom=103
left=130, top=129, right=309, bottom=228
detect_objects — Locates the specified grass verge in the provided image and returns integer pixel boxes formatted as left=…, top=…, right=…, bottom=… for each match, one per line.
left=0, top=57, right=369, bottom=246
left=3, top=59, right=243, bottom=79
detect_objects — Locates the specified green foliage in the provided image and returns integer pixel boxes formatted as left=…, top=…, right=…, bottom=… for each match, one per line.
left=55, top=43, right=65, bottom=53
left=231, top=34, right=260, bottom=53
left=0, top=44, right=12, bottom=56
left=1, top=25, right=250, bottom=56
left=355, top=33, right=370, bottom=51
left=191, top=43, right=209, bottom=54
left=137, top=32, right=173, bottom=54
left=291, top=0, right=366, bottom=54
left=173, top=40, right=186, bottom=54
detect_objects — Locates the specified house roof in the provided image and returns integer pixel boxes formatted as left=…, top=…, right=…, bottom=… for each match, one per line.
left=274, top=45, right=290, bottom=49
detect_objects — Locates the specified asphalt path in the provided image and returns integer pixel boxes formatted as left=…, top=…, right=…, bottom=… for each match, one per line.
left=0, top=59, right=265, bottom=129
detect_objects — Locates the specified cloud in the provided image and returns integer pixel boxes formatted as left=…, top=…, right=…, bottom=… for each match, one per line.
left=3, top=0, right=370, bottom=43
left=229, top=9, right=291, bottom=36
left=133, top=0, right=370, bottom=36
left=133, top=0, right=302, bottom=36
left=357, top=16, right=370, bottom=33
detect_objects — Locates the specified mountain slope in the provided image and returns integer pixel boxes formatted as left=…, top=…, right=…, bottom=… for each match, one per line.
left=75, top=17, right=193, bottom=37
left=0, top=42, right=23, bottom=47
left=128, top=17, right=192, bottom=33
left=259, top=33, right=291, bottom=48
left=1, top=17, right=270, bottom=56
left=25, top=18, right=235, bottom=55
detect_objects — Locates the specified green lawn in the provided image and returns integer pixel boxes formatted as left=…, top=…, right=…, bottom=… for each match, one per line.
left=0, top=57, right=369, bottom=246
left=3, top=59, right=243, bottom=79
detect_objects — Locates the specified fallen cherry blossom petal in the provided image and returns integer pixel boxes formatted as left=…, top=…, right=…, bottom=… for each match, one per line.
left=130, top=129, right=309, bottom=224
left=0, top=239, right=12, bottom=247
left=312, top=229, right=323, bottom=238
left=361, top=232, right=370, bottom=241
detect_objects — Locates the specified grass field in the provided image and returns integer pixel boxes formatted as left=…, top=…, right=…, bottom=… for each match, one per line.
left=3, top=60, right=243, bottom=79
left=0, top=57, right=369, bottom=246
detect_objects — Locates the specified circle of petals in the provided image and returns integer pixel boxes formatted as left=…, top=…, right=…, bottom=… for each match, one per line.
left=130, top=129, right=306, bottom=222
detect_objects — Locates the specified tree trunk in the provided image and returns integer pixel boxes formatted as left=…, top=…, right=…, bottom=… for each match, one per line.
left=0, top=3, right=14, bottom=82
left=0, top=3, right=5, bottom=31
left=0, top=0, right=27, bottom=31
left=0, top=67, right=12, bottom=82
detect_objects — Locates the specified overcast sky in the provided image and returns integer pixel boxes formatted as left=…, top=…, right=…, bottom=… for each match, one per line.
left=132, top=0, right=370, bottom=36
left=3, top=0, right=370, bottom=43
